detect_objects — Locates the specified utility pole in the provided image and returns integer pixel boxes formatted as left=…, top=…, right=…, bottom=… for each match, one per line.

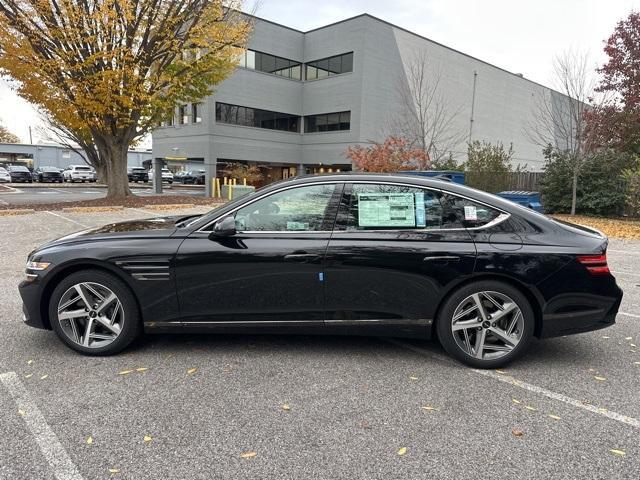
left=469, top=71, right=478, bottom=143
left=28, top=126, right=33, bottom=144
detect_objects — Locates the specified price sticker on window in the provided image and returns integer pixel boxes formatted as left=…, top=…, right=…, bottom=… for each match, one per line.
left=464, top=205, right=477, bottom=221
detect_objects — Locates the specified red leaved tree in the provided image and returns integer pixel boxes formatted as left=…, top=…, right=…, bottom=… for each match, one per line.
left=585, top=11, right=640, bottom=153
left=346, top=136, right=430, bottom=173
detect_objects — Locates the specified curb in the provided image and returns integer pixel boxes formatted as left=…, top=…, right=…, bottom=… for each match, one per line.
left=143, top=204, right=196, bottom=210
left=0, top=208, right=36, bottom=216
left=62, top=206, right=125, bottom=213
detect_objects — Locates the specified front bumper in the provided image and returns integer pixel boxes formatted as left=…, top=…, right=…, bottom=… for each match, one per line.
left=18, top=278, right=49, bottom=330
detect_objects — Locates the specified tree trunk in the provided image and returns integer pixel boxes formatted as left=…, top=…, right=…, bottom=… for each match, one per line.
left=95, top=136, right=132, bottom=198
left=570, top=169, right=578, bottom=216
left=95, top=163, right=108, bottom=184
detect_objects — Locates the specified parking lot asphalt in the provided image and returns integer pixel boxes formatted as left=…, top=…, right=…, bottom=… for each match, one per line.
left=0, top=184, right=204, bottom=205
left=1, top=209, right=639, bottom=479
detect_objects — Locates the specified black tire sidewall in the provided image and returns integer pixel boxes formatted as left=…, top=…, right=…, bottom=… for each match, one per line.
left=437, top=280, right=535, bottom=369
left=48, top=270, right=141, bottom=355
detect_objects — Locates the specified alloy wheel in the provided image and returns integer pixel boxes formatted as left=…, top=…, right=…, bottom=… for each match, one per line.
left=450, top=291, right=524, bottom=360
left=56, top=282, right=124, bottom=348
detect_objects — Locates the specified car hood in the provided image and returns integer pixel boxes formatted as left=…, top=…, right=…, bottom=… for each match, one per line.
left=39, top=215, right=200, bottom=249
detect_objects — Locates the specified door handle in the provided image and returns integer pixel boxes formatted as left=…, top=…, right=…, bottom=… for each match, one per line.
left=284, top=253, right=322, bottom=263
left=423, top=255, right=461, bottom=263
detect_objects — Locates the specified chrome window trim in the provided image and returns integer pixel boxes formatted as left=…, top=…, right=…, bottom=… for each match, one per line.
left=195, top=179, right=510, bottom=234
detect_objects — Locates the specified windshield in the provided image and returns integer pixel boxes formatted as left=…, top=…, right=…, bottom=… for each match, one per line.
left=10, top=166, right=29, bottom=172
left=41, top=167, right=59, bottom=172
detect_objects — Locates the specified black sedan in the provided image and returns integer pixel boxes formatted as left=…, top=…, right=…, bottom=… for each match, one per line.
left=34, top=166, right=64, bottom=183
left=18, top=174, right=622, bottom=368
left=181, top=169, right=206, bottom=184
left=7, top=165, right=33, bottom=183
left=128, top=167, right=149, bottom=183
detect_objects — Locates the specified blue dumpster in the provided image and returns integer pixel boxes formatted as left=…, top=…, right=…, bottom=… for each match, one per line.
left=497, top=191, right=543, bottom=213
left=402, top=170, right=466, bottom=184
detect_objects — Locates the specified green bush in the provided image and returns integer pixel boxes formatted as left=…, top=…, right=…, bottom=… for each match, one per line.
left=464, top=141, right=524, bottom=193
left=540, top=146, right=634, bottom=215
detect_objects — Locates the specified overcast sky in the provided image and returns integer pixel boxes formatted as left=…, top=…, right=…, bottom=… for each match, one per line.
left=1, top=0, right=638, bottom=144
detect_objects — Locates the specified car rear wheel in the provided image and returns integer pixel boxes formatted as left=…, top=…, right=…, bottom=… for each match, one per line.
left=436, top=280, right=534, bottom=368
left=49, top=270, right=142, bottom=355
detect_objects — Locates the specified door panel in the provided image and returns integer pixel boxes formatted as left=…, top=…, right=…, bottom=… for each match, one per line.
left=324, top=183, right=477, bottom=324
left=175, top=183, right=341, bottom=324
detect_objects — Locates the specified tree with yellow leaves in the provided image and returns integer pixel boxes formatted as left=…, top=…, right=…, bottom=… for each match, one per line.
left=0, top=1, right=250, bottom=197
left=0, top=124, right=20, bottom=143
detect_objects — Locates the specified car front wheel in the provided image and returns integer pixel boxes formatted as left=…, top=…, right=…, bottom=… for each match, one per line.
left=49, top=270, right=142, bottom=355
left=436, top=280, right=534, bottom=369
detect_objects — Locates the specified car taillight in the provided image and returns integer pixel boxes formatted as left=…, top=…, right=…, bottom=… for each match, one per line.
left=577, top=254, right=610, bottom=275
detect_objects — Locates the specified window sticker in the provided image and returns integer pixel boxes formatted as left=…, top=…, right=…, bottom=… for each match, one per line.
left=464, top=205, right=477, bottom=221
left=357, top=193, right=416, bottom=227
left=287, top=221, right=310, bottom=231
left=414, top=192, right=426, bottom=227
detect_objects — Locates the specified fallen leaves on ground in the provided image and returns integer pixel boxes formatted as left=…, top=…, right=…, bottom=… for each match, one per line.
left=552, top=215, right=640, bottom=240
left=40, top=374, right=48, bottom=380
left=17, top=409, right=25, bottom=416
left=281, top=404, right=291, bottom=411
left=240, top=451, right=257, bottom=459
left=136, top=367, right=148, bottom=373
left=594, top=376, right=607, bottom=382
left=86, top=436, right=93, bottom=445
left=610, top=449, right=626, bottom=457
left=421, top=405, right=439, bottom=411
left=397, top=447, right=407, bottom=456
left=187, top=368, right=198, bottom=375
left=117, top=370, right=133, bottom=375
left=408, top=376, right=419, bottom=380
left=144, top=435, right=152, bottom=443
left=108, top=468, right=120, bottom=474
left=548, top=414, right=562, bottom=420
left=512, top=428, right=524, bottom=437
left=512, top=398, right=521, bottom=404
left=524, top=405, right=537, bottom=411
left=24, top=374, right=32, bottom=379
left=27, top=359, right=33, bottom=365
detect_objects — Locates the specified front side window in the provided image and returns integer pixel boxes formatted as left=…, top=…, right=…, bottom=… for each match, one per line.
left=233, top=184, right=337, bottom=232
left=339, top=184, right=502, bottom=231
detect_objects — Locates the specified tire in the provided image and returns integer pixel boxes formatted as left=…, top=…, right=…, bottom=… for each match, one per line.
left=48, top=270, right=142, bottom=355
left=436, top=280, right=535, bottom=369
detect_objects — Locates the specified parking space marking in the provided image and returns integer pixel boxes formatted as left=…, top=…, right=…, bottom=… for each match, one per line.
left=0, top=372, right=83, bottom=480
left=386, top=339, right=640, bottom=430
left=620, top=311, right=640, bottom=319
left=44, top=211, right=90, bottom=228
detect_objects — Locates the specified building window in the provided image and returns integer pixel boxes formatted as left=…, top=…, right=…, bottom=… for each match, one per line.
left=304, top=111, right=350, bottom=133
left=166, top=110, right=174, bottom=126
left=192, top=103, right=202, bottom=123
left=238, top=49, right=302, bottom=80
left=305, top=52, right=353, bottom=80
left=216, top=102, right=300, bottom=132
left=62, top=149, right=71, bottom=159
left=178, top=105, right=188, bottom=125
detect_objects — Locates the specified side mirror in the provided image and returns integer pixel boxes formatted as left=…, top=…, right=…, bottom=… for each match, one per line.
left=210, top=216, right=236, bottom=238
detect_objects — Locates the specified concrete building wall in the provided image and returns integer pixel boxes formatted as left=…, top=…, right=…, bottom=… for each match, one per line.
left=152, top=13, right=571, bottom=183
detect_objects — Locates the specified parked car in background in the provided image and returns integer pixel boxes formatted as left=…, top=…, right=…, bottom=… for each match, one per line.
left=0, top=167, right=11, bottom=183
left=149, top=168, right=174, bottom=184
left=127, top=167, right=149, bottom=183
left=173, top=170, right=189, bottom=183
left=19, top=173, right=623, bottom=368
left=63, top=165, right=96, bottom=183
left=7, top=165, right=33, bottom=183
left=34, top=166, right=64, bottom=183
left=181, top=169, right=206, bottom=185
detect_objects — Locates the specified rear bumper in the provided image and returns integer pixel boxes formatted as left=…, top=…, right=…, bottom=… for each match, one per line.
left=539, top=286, right=623, bottom=338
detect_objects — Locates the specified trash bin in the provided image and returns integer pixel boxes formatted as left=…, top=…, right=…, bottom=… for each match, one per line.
left=401, top=171, right=466, bottom=184
left=496, top=191, right=543, bottom=213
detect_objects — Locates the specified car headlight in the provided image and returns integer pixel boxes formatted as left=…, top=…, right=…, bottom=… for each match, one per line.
left=26, top=261, right=51, bottom=271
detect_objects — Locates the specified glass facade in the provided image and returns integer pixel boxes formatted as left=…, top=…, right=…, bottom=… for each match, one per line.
left=238, top=49, right=302, bottom=80
left=216, top=102, right=300, bottom=133
left=305, top=52, right=353, bottom=80
left=304, top=111, right=350, bottom=133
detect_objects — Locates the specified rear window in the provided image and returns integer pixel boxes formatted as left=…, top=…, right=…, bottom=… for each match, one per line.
left=74, top=166, right=91, bottom=171
left=41, top=167, right=59, bottom=172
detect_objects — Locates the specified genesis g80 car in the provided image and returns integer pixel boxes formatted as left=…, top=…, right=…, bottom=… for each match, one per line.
left=19, top=174, right=622, bottom=368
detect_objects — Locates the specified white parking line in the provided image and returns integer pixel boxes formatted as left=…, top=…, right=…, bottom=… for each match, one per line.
left=385, top=339, right=640, bottom=430
left=0, top=372, right=83, bottom=480
left=44, top=211, right=89, bottom=228
left=619, top=311, right=640, bottom=319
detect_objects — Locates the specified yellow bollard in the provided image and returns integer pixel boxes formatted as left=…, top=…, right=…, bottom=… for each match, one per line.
left=243, top=177, right=247, bottom=186
left=214, top=178, right=221, bottom=197
left=228, top=184, right=233, bottom=200
left=233, top=178, right=237, bottom=186
left=223, top=176, right=228, bottom=186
